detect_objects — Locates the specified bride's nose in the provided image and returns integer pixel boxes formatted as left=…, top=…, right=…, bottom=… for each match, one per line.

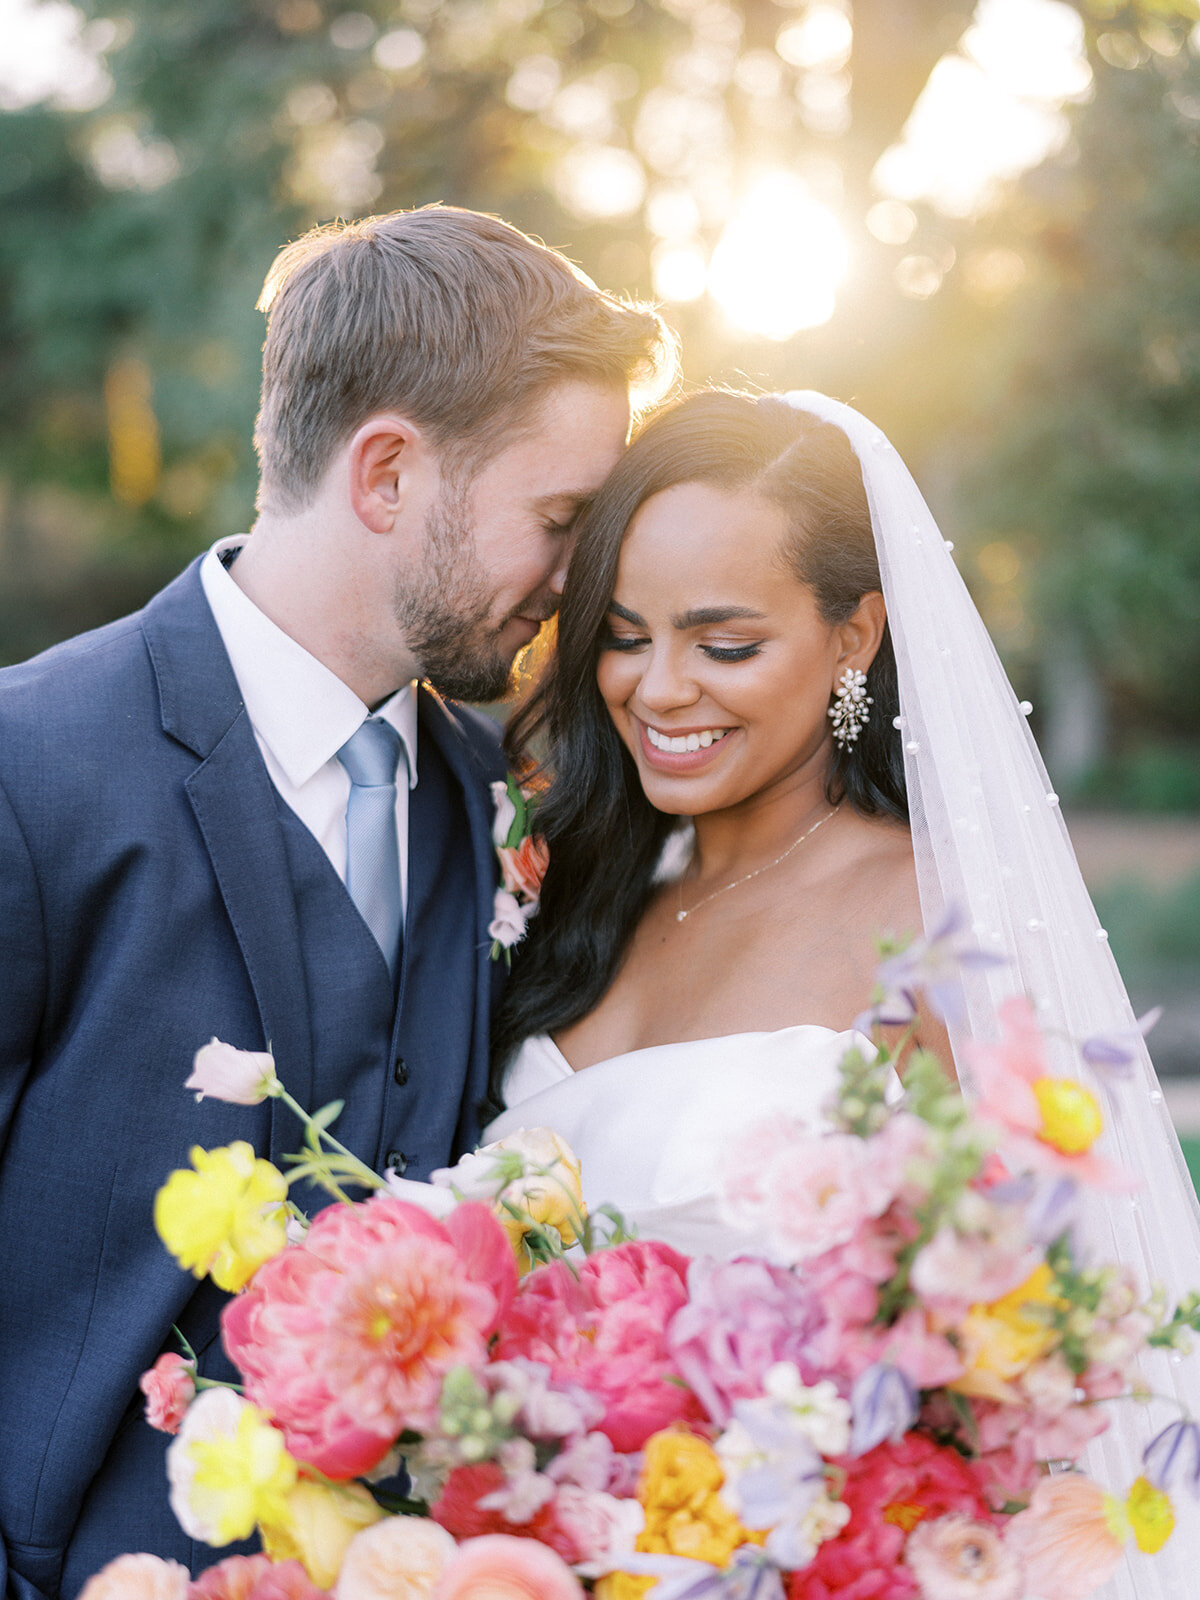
left=636, top=642, right=701, bottom=712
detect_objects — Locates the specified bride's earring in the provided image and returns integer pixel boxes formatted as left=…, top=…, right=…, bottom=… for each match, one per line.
left=829, top=666, right=872, bottom=748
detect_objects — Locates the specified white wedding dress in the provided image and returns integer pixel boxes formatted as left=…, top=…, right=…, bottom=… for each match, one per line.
left=485, top=1024, right=885, bottom=1258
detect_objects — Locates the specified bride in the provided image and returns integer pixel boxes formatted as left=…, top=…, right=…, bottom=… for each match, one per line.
left=484, top=387, right=1200, bottom=1600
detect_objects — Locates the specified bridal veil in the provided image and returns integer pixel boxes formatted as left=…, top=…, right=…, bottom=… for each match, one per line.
left=784, top=390, right=1200, bottom=1599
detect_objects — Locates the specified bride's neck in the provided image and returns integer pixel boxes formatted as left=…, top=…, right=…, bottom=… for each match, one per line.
left=688, top=771, right=836, bottom=883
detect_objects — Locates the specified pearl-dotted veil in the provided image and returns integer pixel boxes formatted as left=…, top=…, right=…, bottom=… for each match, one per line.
left=784, top=390, right=1200, bottom=1599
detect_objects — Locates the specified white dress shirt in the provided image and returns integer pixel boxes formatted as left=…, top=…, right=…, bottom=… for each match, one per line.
left=200, top=536, right=419, bottom=915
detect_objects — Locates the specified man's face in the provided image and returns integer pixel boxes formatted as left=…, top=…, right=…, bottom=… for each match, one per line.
left=395, top=378, right=631, bottom=701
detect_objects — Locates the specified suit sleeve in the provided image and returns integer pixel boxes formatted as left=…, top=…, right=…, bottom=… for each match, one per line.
left=0, top=771, right=46, bottom=1160
left=0, top=773, right=51, bottom=1600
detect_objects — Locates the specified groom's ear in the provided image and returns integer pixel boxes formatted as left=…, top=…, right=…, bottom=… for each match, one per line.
left=835, top=590, right=887, bottom=675
left=345, top=414, right=431, bottom=534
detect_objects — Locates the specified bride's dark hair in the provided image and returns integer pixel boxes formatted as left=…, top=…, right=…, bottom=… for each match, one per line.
left=490, top=389, right=906, bottom=1088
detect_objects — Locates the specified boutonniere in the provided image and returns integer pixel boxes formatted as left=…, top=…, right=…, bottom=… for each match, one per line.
left=488, top=775, right=549, bottom=964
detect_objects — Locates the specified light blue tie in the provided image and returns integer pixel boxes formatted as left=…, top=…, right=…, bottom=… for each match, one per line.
left=336, top=717, right=406, bottom=979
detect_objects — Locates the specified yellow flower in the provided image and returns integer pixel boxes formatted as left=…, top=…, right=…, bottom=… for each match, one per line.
left=183, top=1397, right=297, bottom=1544
left=261, top=1479, right=385, bottom=1589
left=155, top=1141, right=288, bottom=1292
left=952, top=1263, right=1065, bottom=1398
left=1033, top=1078, right=1104, bottom=1155
left=635, top=1429, right=764, bottom=1567
left=494, top=1130, right=587, bottom=1266
left=1126, top=1475, right=1176, bottom=1554
left=594, top=1578, right=655, bottom=1600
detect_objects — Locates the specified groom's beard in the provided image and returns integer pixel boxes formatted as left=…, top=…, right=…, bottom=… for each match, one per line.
left=395, top=486, right=544, bottom=703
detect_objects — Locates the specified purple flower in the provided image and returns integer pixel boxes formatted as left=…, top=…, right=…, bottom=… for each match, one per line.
left=1144, top=1420, right=1200, bottom=1497
left=667, top=1259, right=826, bottom=1425
left=610, top=1551, right=786, bottom=1600
left=1082, top=1007, right=1163, bottom=1081
left=849, top=1362, right=918, bottom=1457
left=872, top=906, right=1005, bottom=1028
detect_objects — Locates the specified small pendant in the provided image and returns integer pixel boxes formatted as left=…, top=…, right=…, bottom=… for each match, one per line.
left=676, top=909, right=687, bottom=922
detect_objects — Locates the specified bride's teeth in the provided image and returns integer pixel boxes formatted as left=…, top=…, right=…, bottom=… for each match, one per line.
left=645, top=724, right=729, bottom=751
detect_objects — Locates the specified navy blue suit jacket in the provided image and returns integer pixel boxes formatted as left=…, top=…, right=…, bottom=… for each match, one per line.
left=0, top=560, right=505, bottom=1598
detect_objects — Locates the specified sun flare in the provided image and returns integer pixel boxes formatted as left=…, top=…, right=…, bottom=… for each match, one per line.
left=708, top=172, right=849, bottom=341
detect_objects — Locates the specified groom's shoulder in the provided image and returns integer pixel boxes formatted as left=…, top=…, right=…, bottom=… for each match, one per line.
left=0, top=561, right=203, bottom=739
left=419, top=688, right=506, bottom=781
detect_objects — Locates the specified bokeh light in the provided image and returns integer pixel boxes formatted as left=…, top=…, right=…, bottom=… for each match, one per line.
left=708, top=172, right=849, bottom=340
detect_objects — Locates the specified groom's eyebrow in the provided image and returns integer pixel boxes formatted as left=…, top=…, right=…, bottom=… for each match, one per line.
left=534, top=490, right=592, bottom=516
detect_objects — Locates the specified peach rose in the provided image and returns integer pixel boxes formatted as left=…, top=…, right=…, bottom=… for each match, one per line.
left=77, top=1554, right=189, bottom=1600
left=336, top=1518, right=457, bottom=1600
left=498, top=837, right=548, bottom=902
left=432, top=1536, right=584, bottom=1600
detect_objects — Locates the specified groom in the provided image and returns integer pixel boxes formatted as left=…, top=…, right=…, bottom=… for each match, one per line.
left=0, top=206, right=666, bottom=1598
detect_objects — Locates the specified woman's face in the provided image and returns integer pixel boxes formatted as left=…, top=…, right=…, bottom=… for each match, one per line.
left=597, top=480, right=871, bottom=818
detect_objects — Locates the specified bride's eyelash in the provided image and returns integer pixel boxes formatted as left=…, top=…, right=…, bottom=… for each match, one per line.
left=702, top=643, right=761, bottom=662
left=600, top=632, right=762, bottom=662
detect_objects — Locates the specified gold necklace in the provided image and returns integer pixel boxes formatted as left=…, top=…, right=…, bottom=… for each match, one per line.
left=675, top=807, right=839, bottom=923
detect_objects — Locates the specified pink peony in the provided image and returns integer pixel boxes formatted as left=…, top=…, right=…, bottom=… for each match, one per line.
left=189, top=1556, right=275, bottom=1600
left=667, top=1256, right=827, bottom=1423
left=1003, top=1473, right=1125, bottom=1600
left=721, top=1118, right=912, bottom=1265
left=493, top=1241, right=705, bottom=1451
left=189, top=1558, right=325, bottom=1600
left=252, top=1568, right=330, bottom=1600
left=543, top=1483, right=644, bottom=1564
left=904, top=1514, right=1023, bottom=1600
left=78, top=1555, right=189, bottom=1600
left=139, top=1352, right=196, bottom=1434
left=432, top=1535, right=585, bottom=1600
left=223, top=1197, right=516, bottom=1475
left=789, top=1435, right=997, bottom=1600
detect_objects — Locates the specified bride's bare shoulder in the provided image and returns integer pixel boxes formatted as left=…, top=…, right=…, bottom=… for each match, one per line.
left=837, top=809, right=921, bottom=919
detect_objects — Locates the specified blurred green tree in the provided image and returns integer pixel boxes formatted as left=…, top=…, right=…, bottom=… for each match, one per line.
left=945, top=10, right=1200, bottom=790
left=0, top=0, right=1197, bottom=696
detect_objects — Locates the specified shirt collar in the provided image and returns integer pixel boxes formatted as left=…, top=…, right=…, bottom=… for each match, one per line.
left=200, top=536, right=419, bottom=790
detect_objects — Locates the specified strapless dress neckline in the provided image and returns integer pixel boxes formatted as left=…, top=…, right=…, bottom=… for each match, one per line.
left=486, top=1024, right=887, bottom=1260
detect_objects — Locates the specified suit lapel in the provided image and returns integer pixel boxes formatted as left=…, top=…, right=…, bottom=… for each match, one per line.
left=417, top=689, right=504, bottom=1130
left=141, top=560, right=314, bottom=1164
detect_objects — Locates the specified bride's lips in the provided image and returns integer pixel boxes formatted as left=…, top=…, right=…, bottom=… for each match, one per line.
left=634, top=717, right=736, bottom=774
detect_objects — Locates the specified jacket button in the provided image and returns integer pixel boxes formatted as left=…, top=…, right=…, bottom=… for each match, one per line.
left=393, top=1056, right=409, bottom=1086
left=386, top=1150, right=408, bottom=1175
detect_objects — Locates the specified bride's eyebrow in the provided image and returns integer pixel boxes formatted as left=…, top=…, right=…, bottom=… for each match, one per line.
left=672, top=605, right=766, bottom=629
left=605, top=601, right=768, bottom=629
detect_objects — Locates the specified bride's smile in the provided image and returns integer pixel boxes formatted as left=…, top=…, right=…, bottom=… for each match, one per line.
left=596, top=478, right=881, bottom=822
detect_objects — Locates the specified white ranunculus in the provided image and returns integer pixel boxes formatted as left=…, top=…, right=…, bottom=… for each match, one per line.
left=488, top=888, right=531, bottom=948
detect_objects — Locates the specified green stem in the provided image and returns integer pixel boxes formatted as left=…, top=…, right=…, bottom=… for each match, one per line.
left=275, top=1085, right=384, bottom=1192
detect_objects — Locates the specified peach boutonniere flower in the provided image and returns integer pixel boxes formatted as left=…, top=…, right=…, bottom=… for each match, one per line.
left=489, top=777, right=548, bottom=964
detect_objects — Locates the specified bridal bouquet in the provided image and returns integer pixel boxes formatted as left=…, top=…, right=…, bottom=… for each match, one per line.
left=83, top=940, right=1200, bottom=1600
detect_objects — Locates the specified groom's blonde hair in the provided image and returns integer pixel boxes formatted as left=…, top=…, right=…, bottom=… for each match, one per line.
left=254, top=205, right=673, bottom=512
